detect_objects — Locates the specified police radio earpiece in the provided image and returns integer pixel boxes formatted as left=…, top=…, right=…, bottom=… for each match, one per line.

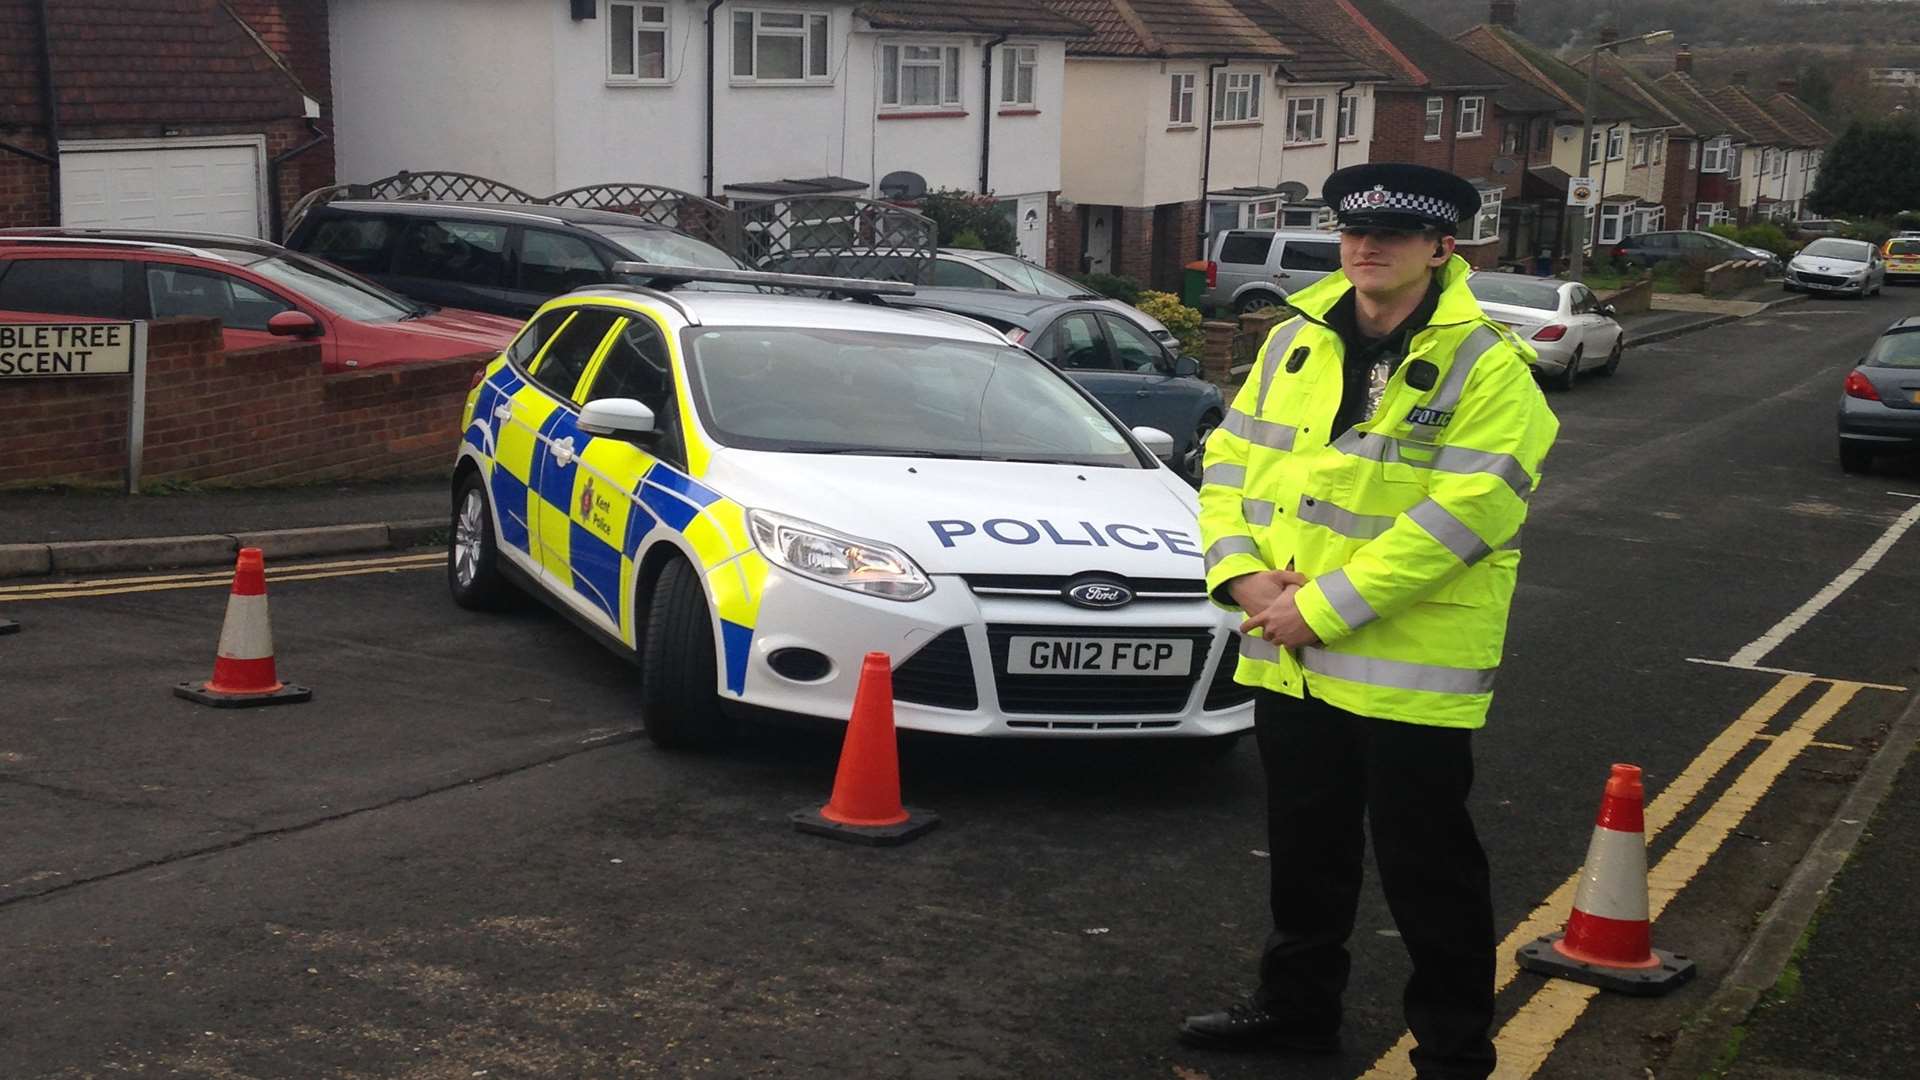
left=1433, top=240, right=1447, bottom=259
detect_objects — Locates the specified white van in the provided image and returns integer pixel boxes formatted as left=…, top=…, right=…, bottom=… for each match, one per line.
left=1205, top=229, right=1342, bottom=313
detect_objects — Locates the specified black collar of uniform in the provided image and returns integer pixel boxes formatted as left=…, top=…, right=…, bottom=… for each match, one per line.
left=1326, top=276, right=1443, bottom=366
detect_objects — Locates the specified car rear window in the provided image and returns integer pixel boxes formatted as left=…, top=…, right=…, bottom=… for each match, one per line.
left=0, top=258, right=127, bottom=317
left=1278, top=241, right=1340, bottom=273
left=302, top=216, right=395, bottom=273
left=1468, top=277, right=1562, bottom=311
left=1867, top=331, right=1920, bottom=369
left=1216, top=233, right=1272, bottom=266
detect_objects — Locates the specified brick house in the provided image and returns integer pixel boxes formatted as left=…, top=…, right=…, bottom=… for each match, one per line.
left=1706, top=82, right=1795, bottom=227
left=1655, top=62, right=1748, bottom=230
left=0, top=0, right=332, bottom=238
left=1271, top=0, right=1564, bottom=269
left=1758, top=87, right=1834, bottom=222
left=1046, top=0, right=1297, bottom=289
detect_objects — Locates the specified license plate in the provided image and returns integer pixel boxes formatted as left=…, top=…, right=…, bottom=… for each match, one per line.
left=1007, top=636, right=1193, bottom=676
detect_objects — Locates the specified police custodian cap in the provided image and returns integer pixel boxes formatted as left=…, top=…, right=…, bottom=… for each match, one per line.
left=1322, top=162, right=1483, bottom=235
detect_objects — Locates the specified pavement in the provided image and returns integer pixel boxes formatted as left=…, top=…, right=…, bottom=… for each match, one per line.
left=4, top=290, right=1920, bottom=1080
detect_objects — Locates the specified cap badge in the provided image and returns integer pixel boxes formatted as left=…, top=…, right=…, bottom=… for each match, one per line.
left=1364, top=186, right=1388, bottom=207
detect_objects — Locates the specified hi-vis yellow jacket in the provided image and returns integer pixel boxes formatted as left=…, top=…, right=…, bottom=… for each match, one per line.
left=1200, top=256, right=1560, bottom=728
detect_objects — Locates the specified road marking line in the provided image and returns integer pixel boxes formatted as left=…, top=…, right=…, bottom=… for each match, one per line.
left=1684, top=657, right=1906, bottom=693
left=1727, top=498, right=1920, bottom=667
left=1888, top=491, right=1920, bottom=500
left=1484, top=681, right=1860, bottom=1080
left=0, top=554, right=442, bottom=601
left=1751, top=733, right=1854, bottom=751
left=1358, top=675, right=1811, bottom=1079
left=0, top=552, right=441, bottom=596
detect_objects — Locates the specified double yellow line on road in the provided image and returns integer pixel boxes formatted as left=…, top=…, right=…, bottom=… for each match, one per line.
left=0, top=552, right=442, bottom=602
left=1359, top=673, right=1877, bottom=1079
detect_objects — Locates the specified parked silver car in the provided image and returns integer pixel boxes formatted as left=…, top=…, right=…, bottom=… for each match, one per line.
left=1468, top=273, right=1625, bottom=391
left=1204, top=229, right=1342, bottom=313
left=925, top=248, right=1180, bottom=348
left=1837, top=315, right=1920, bottom=473
left=1786, top=238, right=1886, bottom=298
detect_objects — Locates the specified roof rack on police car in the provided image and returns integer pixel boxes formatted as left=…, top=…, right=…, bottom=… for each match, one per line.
left=0, top=233, right=222, bottom=259
left=609, top=261, right=917, bottom=300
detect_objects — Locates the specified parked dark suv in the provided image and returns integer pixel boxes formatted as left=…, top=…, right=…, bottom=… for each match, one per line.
left=284, top=201, right=749, bottom=319
left=1612, top=230, right=1783, bottom=276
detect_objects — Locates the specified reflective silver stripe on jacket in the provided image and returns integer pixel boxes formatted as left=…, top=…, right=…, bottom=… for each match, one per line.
left=1300, top=647, right=1498, bottom=695
left=1202, top=462, right=1246, bottom=489
left=1205, top=535, right=1261, bottom=571
left=1315, top=567, right=1379, bottom=631
left=1407, top=325, right=1503, bottom=440
left=1255, top=320, right=1309, bottom=415
left=1296, top=495, right=1395, bottom=540
left=1242, top=497, right=1277, bottom=526
left=1240, top=633, right=1280, bottom=662
left=1406, top=499, right=1492, bottom=565
left=1220, top=410, right=1298, bottom=451
left=1429, top=445, right=1533, bottom=498
left=1331, top=428, right=1404, bottom=464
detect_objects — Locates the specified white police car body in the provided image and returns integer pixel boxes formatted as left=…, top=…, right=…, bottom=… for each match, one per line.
left=449, top=266, right=1252, bottom=746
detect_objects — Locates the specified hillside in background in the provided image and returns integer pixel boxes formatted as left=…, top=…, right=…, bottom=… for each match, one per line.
left=1402, top=0, right=1920, bottom=50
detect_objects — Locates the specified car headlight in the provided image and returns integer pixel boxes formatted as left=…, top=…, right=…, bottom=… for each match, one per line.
left=747, top=508, right=932, bottom=602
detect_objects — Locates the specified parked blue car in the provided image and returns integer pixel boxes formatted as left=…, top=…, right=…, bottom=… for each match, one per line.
left=881, top=288, right=1224, bottom=485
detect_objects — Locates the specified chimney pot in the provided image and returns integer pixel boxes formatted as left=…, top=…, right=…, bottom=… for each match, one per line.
left=1489, top=0, right=1519, bottom=28
left=1675, top=43, right=1693, bottom=74
left=1777, top=78, right=1797, bottom=94
left=1600, top=25, right=1619, bottom=46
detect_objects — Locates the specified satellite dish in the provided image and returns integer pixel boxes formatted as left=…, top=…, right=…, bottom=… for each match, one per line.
left=879, top=171, right=928, bottom=200
left=1276, top=181, right=1310, bottom=202
left=1492, top=156, right=1518, bottom=174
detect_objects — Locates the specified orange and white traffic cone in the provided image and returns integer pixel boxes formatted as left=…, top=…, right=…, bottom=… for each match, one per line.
left=173, top=547, right=312, bottom=708
left=790, top=651, right=939, bottom=846
left=1517, top=763, right=1695, bottom=995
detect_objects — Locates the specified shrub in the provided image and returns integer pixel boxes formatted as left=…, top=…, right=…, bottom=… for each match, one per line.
left=1135, top=291, right=1205, bottom=357
left=1071, top=272, right=1143, bottom=305
left=915, top=189, right=1016, bottom=254
left=1710, top=222, right=1797, bottom=257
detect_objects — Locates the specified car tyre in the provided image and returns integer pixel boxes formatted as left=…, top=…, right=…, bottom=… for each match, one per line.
left=1234, top=292, right=1284, bottom=315
left=640, top=556, right=737, bottom=750
left=1553, top=347, right=1582, bottom=392
left=448, top=471, right=514, bottom=611
left=1839, top=441, right=1874, bottom=475
left=1183, top=410, right=1222, bottom=485
left=1598, top=337, right=1623, bottom=377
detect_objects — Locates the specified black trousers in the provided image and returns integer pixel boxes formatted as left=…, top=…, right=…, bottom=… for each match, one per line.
left=1251, top=688, right=1496, bottom=1080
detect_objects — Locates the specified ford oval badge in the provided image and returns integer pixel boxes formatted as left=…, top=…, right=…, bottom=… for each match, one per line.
left=1065, top=579, right=1134, bottom=608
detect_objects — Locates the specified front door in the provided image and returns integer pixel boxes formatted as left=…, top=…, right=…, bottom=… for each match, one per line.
left=1016, top=194, right=1048, bottom=264
left=1085, top=206, right=1113, bottom=274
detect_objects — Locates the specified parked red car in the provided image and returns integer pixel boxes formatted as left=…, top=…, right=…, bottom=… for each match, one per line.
left=0, top=229, right=520, bottom=372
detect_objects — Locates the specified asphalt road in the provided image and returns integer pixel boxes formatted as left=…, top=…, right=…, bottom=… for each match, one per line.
left=3, top=289, right=1919, bottom=1080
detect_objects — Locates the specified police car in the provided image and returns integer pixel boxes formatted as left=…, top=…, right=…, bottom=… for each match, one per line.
left=448, top=264, right=1253, bottom=747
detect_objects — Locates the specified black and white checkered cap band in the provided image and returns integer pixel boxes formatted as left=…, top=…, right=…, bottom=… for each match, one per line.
left=1338, top=186, right=1460, bottom=223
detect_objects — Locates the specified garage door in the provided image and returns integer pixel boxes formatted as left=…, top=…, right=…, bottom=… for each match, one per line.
left=59, top=143, right=264, bottom=238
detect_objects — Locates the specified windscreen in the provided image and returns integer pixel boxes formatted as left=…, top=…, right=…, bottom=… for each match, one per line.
left=684, top=326, right=1145, bottom=468
left=245, top=255, right=419, bottom=321
left=1800, top=239, right=1869, bottom=261
left=1867, top=331, right=1920, bottom=369
left=977, top=256, right=1090, bottom=298
left=1468, top=277, right=1562, bottom=311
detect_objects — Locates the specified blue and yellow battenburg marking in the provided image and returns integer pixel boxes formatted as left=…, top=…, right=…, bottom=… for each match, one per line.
left=460, top=317, right=769, bottom=695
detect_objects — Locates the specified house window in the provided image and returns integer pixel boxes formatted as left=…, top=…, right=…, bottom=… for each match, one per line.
left=1653, top=134, right=1665, bottom=164
left=1214, top=71, right=1262, bottom=123
left=999, top=45, right=1036, bottom=107
left=1631, top=136, right=1647, bottom=166
left=882, top=43, right=961, bottom=108
left=1695, top=201, right=1725, bottom=227
left=1169, top=73, right=1196, bottom=125
left=1248, top=197, right=1280, bottom=229
left=1466, top=189, right=1501, bottom=243
left=1702, top=137, right=1727, bottom=172
left=1424, top=96, right=1444, bottom=140
left=609, top=2, right=669, bottom=82
left=1774, top=149, right=1787, bottom=177
left=1337, top=94, right=1357, bottom=140
left=1728, top=144, right=1742, bottom=179
left=1286, top=97, right=1325, bottom=144
left=1598, top=203, right=1627, bottom=244
left=1457, top=96, right=1484, bottom=137
left=1760, top=148, right=1772, bottom=175
left=1606, top=126, right=1625, bottom=161
left=1206, top=201, right=1241, bottom=233
left=732, top=9, right=830, bottom=82
left=1589, top=127, right=1604, bottom=166
left=1501, top=121, right=1522, bottom=155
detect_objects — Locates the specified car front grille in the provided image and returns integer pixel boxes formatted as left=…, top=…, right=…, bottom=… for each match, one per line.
left=1203, top=641, right=1256, bottom=711
left=892, top=628, right=978, bottom=711
left=962, top=574, right=1209, bottom=601
left=986, top=624, right=1213, bottom=715
left=1797, top=272, right=1849, bottom=287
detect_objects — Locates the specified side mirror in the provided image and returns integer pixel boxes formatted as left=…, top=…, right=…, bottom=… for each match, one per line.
left=1597, top=303, right=1616, bottom=318
left=577, top=397, right=657, bottom=440
left=1131, top=425, right=1176, bottom=459
left=1172, top=355, right=1202, bottom=378
left=267, top=310, right=321, bottom=337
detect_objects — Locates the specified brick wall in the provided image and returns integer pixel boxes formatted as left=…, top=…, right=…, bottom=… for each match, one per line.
left=0, top=317, right=483, bottom=490
left=1052, top=200, right=1084, bottom=275
left=1117, top=206, right=1155, bottom=286
left=1663, top=145, right=1698, bottom=229
left=226, top=0, right=332, bottom=106
left=1151, top=200, right=1204, bottom=294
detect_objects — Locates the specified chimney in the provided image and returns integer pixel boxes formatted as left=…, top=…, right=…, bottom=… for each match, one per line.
left=1489, top=0, right=1518, bottom=28
left=1732, top=70, right=1749, bottom=87
left=1777, top=77, right=1798, bottom=94
left=1599, top=25, right=1619, bottom=47
left=1675, top=43, right=1693, bottom=74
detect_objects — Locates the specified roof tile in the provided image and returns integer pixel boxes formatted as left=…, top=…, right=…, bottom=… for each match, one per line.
left=857, top=0, right=1090, bottom=37
left=1047, top=0, right=1292, bottom=60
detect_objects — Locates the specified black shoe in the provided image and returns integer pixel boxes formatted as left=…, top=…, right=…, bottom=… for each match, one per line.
left=1177, top=1001, right=1340, bottom=1053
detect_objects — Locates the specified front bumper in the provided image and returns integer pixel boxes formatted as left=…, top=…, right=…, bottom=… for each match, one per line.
left=1787, top=270, right=1866, bottom=294
left=736, top=568, right=1254, bottom=738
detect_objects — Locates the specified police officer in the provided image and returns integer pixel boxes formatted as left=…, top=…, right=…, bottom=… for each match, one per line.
left=1181, top=162, right=1560, bottom=1080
